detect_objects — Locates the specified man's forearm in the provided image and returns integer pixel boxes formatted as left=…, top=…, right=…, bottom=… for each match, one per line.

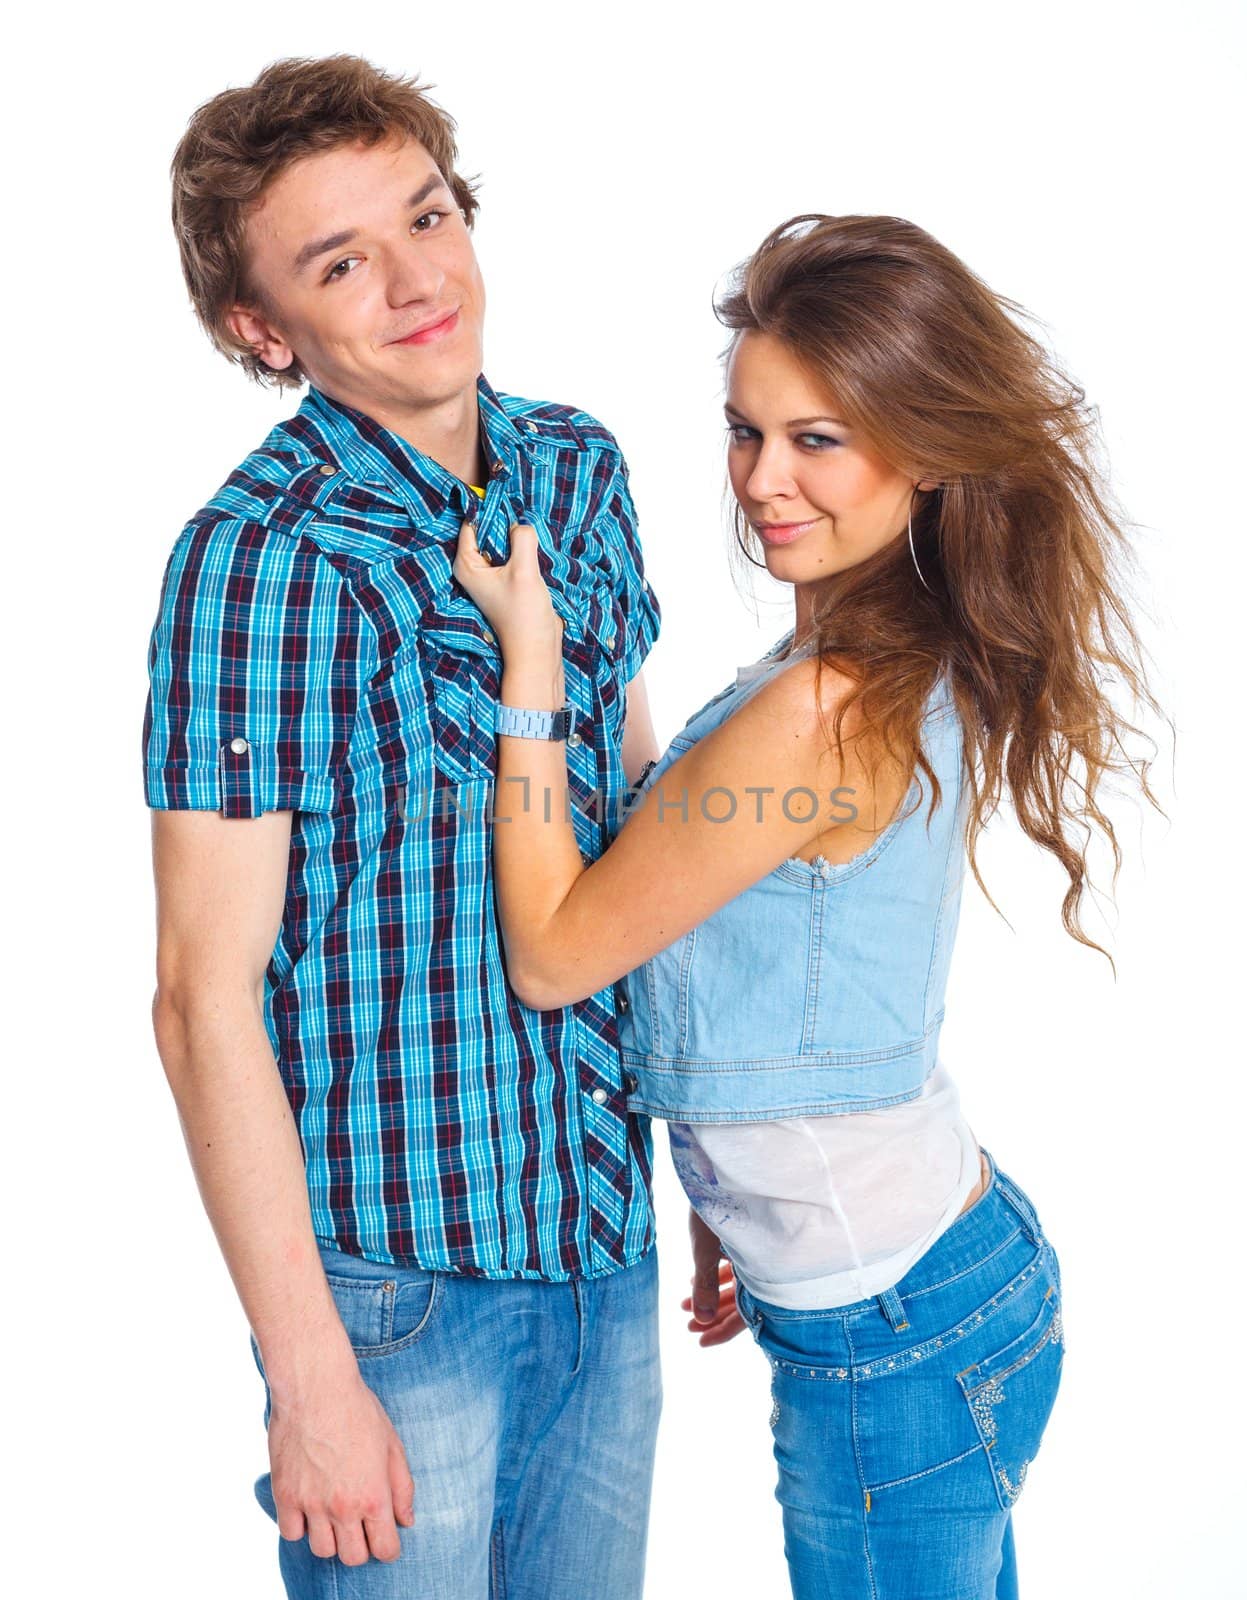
left=153, top=992, right=358, bottom=1404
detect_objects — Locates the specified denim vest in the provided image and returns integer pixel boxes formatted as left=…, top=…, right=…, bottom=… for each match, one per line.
left=618, top=631, right=968, bottom=1122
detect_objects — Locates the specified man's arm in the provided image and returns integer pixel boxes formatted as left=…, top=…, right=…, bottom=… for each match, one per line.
left=620, top=668, right=660, bottom=786
left=150, top=808, right=414, bottom=1566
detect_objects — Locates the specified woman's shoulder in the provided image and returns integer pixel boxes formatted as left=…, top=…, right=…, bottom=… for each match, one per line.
left=741, top=649, right=864, bottom=747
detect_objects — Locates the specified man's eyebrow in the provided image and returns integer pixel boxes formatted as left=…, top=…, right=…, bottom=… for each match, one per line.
left=724, top=402, right=849, bottom=428
left=292, top=173, right=453, bottom=274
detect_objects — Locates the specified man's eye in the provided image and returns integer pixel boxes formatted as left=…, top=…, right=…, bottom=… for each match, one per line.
left=412, top=209, right=447, bottom=234
left=326, top=256, right=362, bottom=282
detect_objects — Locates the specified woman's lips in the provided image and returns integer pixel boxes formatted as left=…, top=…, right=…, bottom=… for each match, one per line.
left=755, top=519, right=817, bottom=547
left=391, top=308, right=460, bottom=346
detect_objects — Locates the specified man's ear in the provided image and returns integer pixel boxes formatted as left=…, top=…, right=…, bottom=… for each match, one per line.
left=226, top=303, right=296, bottom=371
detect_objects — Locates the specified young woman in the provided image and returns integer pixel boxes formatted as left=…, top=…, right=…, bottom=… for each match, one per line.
left=452, top=214, right=1163, bottom=1599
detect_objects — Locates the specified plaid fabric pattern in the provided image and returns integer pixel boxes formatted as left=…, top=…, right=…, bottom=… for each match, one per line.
left=143, top=377, right=662, bottom=1279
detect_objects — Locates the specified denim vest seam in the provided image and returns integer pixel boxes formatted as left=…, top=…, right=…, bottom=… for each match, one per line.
left=626, top=1090, right=928, bottom=1122
left=801, top=876, right=825, bottom=1053
left=921, top=752, right=965, bottom=1027
left=676, top=924, right=698, bottom=1056
left=625, top=1011, right=944, bottom=1071
left=643, top=956, right=662, bottom=1057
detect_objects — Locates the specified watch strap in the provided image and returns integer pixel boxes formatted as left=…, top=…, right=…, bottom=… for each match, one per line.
left=493, top=702, right=574, bottom=740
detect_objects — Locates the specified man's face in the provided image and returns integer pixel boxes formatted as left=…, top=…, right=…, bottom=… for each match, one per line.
left=229, top=133, right=486, bottom=416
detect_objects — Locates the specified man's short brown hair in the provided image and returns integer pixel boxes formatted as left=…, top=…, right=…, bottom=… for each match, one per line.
left=171, top=54, right=480, bottom=389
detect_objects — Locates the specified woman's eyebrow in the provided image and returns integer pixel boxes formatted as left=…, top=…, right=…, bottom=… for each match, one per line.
left=723, top=403, right=848, bottom=427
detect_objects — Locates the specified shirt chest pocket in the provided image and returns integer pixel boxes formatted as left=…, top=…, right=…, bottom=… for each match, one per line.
left=396, top=572, right=627, bottom=786
left=414, top=607, right=505, bottom=784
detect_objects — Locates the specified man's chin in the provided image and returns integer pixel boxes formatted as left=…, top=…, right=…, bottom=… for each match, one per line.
left=386, top=351, right=485, bottom=408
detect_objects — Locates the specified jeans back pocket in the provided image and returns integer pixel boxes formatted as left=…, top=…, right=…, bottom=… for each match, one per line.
left=956, top=1277, right=1065, bottom=1509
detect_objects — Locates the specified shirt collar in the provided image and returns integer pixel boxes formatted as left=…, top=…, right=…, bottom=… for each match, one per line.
left=295, top=373, right=524, bottom=516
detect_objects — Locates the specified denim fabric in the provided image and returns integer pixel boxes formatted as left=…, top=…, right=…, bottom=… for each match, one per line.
left=620, top=635, right=970, bottom=1122
left=249, top=1243, right=662, bottom=1598
left=734, top=1150, right=1064, bottom=1599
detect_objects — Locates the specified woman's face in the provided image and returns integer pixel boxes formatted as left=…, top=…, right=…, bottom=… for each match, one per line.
left=725, top=329, right=929, bottom=587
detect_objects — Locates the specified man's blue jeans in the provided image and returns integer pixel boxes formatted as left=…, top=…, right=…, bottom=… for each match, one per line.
left=250, top=1243, right=662, bottom=1598
left=735, top=1150, right=1064, bottom=1600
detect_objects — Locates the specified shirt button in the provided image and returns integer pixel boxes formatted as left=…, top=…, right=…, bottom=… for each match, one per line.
left=567, top=732, right=583, bottom=748
left=482, top=629, right=495, bottom=644
left=318, top=464, right=335, bottom=477
left=591, top=1087, right=609, bottom=1106
left=616, top=991, right=630, bottom=1014
left=228, top=737, right=249, bottom=755
left=490, top=460, right=507, bottom=479
left=624, top=1072, right=638, bottom=1094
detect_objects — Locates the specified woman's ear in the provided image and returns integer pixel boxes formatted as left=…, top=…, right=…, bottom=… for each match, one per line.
left=915, top=477, right=943, bottom=493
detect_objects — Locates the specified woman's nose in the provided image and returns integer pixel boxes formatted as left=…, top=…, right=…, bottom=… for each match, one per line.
left=745, top=441, right=797, bottom=503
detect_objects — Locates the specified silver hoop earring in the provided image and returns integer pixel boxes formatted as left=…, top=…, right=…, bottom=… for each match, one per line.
left=909, top=496, right=935, bottom=594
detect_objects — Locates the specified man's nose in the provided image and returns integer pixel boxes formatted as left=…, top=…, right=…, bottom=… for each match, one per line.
left=384, top=246, right=445, bottom=307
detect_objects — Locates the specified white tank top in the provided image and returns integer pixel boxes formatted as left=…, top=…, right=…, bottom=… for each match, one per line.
left=665, top=645, right=982, bottom=1311
left=668, top=1063, right=982, bottom=1309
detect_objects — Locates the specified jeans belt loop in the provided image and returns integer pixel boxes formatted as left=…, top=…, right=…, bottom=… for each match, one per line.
left=876, top=1284, right=910, bottom=1333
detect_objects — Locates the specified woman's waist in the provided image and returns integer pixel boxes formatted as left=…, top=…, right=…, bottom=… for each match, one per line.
left=736, top=1149, right=1050, bottom=1338
left=678, top=1090, right=984, bottom=1304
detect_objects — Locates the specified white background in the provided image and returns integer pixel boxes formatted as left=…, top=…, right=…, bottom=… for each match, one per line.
left=5, top=2, right=1243, bottom=1595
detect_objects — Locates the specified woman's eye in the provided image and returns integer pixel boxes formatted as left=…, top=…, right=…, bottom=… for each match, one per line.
left=725, top=423, right=757, bottom=443
left=797, top=433, right=841, bottom=450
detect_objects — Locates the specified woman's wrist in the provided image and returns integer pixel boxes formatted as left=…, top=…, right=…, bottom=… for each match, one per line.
left=500, top=663, right=566, bottom=713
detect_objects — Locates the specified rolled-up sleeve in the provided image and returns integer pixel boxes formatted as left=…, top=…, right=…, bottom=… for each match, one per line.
left=600, top=454, right=661, bottom=683
left=142, top=518, right=370, bottom=819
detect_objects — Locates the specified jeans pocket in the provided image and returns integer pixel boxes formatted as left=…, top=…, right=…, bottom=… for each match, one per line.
left=321, top=1260, right=444, bottom=1361
left=956, top=1278, right=1065, bottom=1509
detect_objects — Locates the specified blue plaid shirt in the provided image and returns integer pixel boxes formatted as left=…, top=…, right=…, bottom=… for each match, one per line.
left=143, top=377, right=662, bottom=1279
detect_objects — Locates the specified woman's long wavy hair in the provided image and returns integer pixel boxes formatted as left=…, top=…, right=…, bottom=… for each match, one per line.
left=715, top=215, right=1168, bottom=968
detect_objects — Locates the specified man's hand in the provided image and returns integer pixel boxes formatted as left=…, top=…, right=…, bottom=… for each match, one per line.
left=454, top=519, right=564, bottom=662
left=268, top=1366, right=415, bottom=1565
left=681, top=1206, right=747, bottom=1347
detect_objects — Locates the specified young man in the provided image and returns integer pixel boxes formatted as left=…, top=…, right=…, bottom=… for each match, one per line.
left=145, top=55, right=664, bottom=1599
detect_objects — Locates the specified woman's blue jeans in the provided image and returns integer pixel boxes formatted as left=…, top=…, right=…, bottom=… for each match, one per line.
left=249, top=1243, right=661, bottom=1598
left=734, top=1149, right=1064, bottom=1600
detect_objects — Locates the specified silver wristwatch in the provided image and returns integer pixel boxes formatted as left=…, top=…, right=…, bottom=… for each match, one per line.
left=493, top=702, right=574, bottom=740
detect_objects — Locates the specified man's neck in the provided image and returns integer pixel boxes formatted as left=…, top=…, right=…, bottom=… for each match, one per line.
left=321, top=379, right=487, bottom=487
